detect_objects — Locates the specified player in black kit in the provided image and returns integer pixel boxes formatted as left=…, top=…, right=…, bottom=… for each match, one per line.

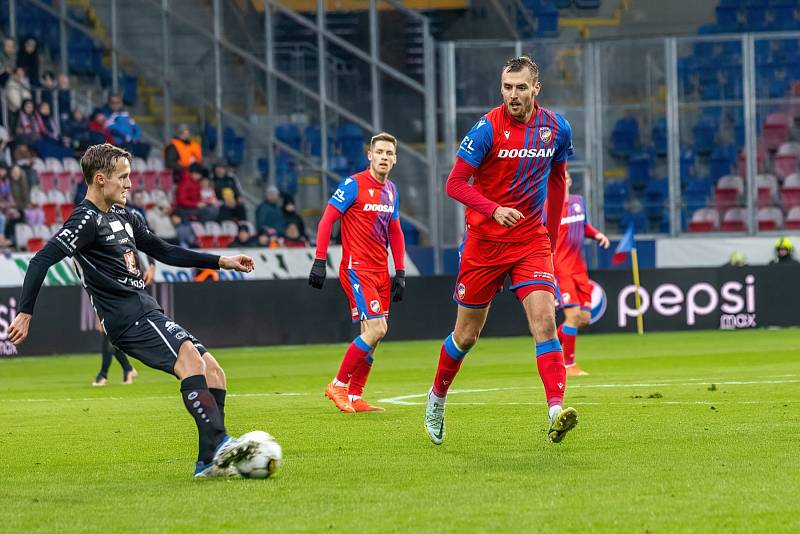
left=8, top=143, right=261, bottom=478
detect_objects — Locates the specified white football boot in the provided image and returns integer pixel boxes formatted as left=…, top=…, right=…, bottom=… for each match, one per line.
left=424, top=388, right=447, bottom=445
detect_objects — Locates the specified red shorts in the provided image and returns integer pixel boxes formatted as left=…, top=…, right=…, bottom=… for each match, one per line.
left=340, top=269, right=391, bottom=323
left=453, top=230, right=556, bottom=308
left=556, top=268, right=592, bottom=311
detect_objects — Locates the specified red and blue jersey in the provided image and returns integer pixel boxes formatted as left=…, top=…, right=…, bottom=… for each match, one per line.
left=555, top=194, right=595, bottom=274
left=456, top=103, right=573, bottom=242
left=329, top=168, right=400, bottom=272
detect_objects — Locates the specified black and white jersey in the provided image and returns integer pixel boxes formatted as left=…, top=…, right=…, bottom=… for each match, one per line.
left=52, top=199, right=162, bottom=340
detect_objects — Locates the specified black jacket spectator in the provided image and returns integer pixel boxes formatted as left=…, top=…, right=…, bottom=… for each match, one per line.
left=16, top=37, right=39, bottom=87
left=282, top=198, right=306, bottom=238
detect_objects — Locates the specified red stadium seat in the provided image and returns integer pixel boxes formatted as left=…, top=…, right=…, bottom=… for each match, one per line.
left=56, top=171, right=74, bottom=193
left=763, top=113, right=791, bottom=151
left=39, top=171, right=57, bottom=192
left=26, top=237, right=45, bottom=252
left=142, top=170, right=159, bottom=191
left=198, top=235, right=216, bottom=249
left=59, top=203, right=74, bottom=222
left=756, top=174, right=777, bottom=208
left=781, top=173, right=800, bottom=210
left=158, top=170, right=173, bottom=189
left=715, top=175, right=743, bottom=211
left=216, top=235, right=234, bottom=248
left=785, top=207, right=800, bottom=230
left=687, top=208, right=720, bottom=232
left=757, top=206, right=783, bottom=231
left=42, top=203, right=58, bottom=225
left=721, top=207, right=746, bottom=232
left=774, top=142, right=800, bottom=179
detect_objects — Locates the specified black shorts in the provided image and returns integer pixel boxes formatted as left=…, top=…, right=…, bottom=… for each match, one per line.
left=114, top=311, right=209, bottom=375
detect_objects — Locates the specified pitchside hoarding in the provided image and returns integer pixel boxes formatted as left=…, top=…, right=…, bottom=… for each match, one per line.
left=0, top=266, right=797, bottom=357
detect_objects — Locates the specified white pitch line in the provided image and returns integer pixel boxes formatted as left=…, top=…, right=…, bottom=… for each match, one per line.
left=408, top=400, right=797, bottom=406
left=378, top=378, right=800, bottom=405
left=3, top=392, right=308, bottom=403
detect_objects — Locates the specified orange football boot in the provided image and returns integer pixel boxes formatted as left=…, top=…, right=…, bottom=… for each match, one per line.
left=351, top=398, right=385, bottom=412
left=566, top=365, right=589, bottom=377
left=325, top=383, right=355, bottom=413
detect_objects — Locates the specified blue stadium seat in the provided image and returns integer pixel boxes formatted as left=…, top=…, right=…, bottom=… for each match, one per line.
left=574, top=0, right=601, bottom=7
left=681, top=147, right=696, bottom=183
left=223, top=127, right=245, bottom=167
left=610, top=117, right=639, bottom=158
left=603, top=180, right=629, bottom=222
left=275, top=124, right=302, bottom=153
left=709, top=145, right=735, bottom=181
left=644, top=177, right=668, bottom=219
left=257, top=157, right=269, bottom=180
left=621, top=211, right=647, bottom=234
left=700, top=83, right=722, bottom=101
left=692, top=117, right=718, bottom=155
left=203, top=123, right=217, bottom=152
left=684, top=178, right=713, bottom=211
left=336, top=123, right=366, bottom=166
left=535, top=2, right=559, bottom=37
left=715, top=5, right=740, bottom=32
left=553, top=0, right=571, bottom=8
left=743, top=5, right=769, bottom=31
left=304, top=125, right=334, bottom=159
left=120, top=73, right=137, bottom=106
left=627, top=153, right=652, bottom=190
left=652, top=117, right=667, bottom=156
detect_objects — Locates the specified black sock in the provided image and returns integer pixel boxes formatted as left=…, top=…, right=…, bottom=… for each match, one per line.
left=98, top=336, right=114, bottom=379
left=113, top=349, right=133, bottom=375
left=180, top=375, right=227, bottom=464
left=209, top=388, right=226, bottom=425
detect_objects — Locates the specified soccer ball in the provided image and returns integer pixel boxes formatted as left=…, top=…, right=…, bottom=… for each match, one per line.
left=235, top=431, right=282, bottom=479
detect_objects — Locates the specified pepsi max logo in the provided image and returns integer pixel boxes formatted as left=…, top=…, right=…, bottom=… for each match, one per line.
left=589, top=279, right=607, bottom=325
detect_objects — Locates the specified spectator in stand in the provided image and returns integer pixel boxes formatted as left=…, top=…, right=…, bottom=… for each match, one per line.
left=39, top=70, right=57, bottom=108
left=12, top=144, right=39, bottom=187
left=62, top=109, right=93, bottom=151
left=255, top=185, right=284, bottom=233
left=88, top=112, right=113, bottom=143
left=175, top=162, right=205, bottom=219
left=34, top=101, right=72, bottom=159
left=146, top=197, right=178, bottom=245
left=0, top=38, right=17, bottom=86
left=199, top=177, right=220, bottom=221
left=15, top=99, right=38, bottom=145
left=282, top=222, right=308, bottom=248
left=0, top=125, right=11, bottom=166
left=170, top=212, right=197, bottom=248
left=57, top=73, right=72, bottom=122
left=9, top=164, right=40, bottom=229
left=770, top=237, right=799, bottom=266
left=16, top=37, right=39, bottom=87
left=255, top=227, right=280, bottom=249
left=0, top=164, right=16, bottom=247
left=165, top=123, right=202, bottom=177
left=128, top=190, right=147, bottom=220
left=6, top=67, right=32, bottom=114
left=211, top=162, right=242, bottom=202
left=102, top=93, right=150, bottom=159
left=217, top=187, right=246, bottom=223
left=281, top=198, right=306, bottom=238
left=229, top=224, right=256, bottom=248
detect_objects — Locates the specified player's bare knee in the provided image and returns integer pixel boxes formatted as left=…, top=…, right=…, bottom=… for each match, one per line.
left=174, top=344, right=206, bottom=379
left=203, top=352, right=226, bottom=389
left=453, top=327, right=480, bottom=350
left=578, top=312, right=591, bottom=328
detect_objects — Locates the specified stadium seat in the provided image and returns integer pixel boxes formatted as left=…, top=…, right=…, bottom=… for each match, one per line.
left=757, top=206, right=783, bottom=230
left=737, top=143, right=768, bottom=175
left=205, top=221, right=222, bottom=236
left=216, top=235, right=234, bottom=248
left=26, top=237, right=45, bottom=253
left=680, top=147, right=696, bottom=183
left=756, top=173, right=778, bottom=207
left=574, top=0, right=601, bottom=7
left=710, top=145, right=735, bottom=181
left=221, top=220, right=238, bottom=236
left=158, top=170, right=173, bottom=189
left=62, top=158, right=80, bottom=173
left=47, top=190, right=67, bottom=204
left=651, top=118, right=667, bottom=156
left=142, top=170, right=159, bottom=191
left=763, top=112, right=791, bottom=150
left=716, top=174, right=744, bottom=211
left=276, top=124, right=302, bottom=153
left=721, top=207, right=747, bottom=231
left=30, top=188, right=47, bottom=206
left=535, top=2, right=559, bottom=37
left=785, top=206, right=800, bottom=229
left=32, top=224, right=52, bottom=240
left=39, top=171, right=57, bottom=192
left=41, top=203, right=58, bottom=225
left=644, top=177, right=668, bottom=219
left=604, top=180, right=629, bottom=222
left=744, top=4, right=769, bottom=31
left=621, top=211, right=648, bottom=234
left=336, top=123, right=367, bottom=165
left=610, top=117, right=639, bottom=158
left=147, top=156, right=165, bottom=171
left=627, top=153, right=652, bottom=189
left=715, top=5, right=740, bottom=32
left=134, top=157, right=148, bottom=171
left=45, top=157, right=63, bottom=173
left=692, top=117, right=718, bottom=155
left=684, top=178, right=713, bottom=211
left=688, top=207, right=720, bottom=232
left=56, top=172, right=74, bottom=194
left=14, top=224, right=34, bottom=249
left=774, top=142, right=800, bottom=178
left=59, top=203, right=74, bottom=222
left=781, top=173, right=800, bottom=210
left=32, top=158, right=47, bottom=173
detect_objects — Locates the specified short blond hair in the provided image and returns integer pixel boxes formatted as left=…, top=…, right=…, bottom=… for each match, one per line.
left=80, top=143, right=132, bottom=185
left=370, top=132, right=397, bottom=151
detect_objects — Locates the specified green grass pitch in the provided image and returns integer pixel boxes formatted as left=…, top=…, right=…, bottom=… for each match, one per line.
left=1, top=329, right=799, bottom=532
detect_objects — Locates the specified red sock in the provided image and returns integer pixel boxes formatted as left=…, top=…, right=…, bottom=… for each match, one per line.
left=348, top=355, right=373, bottom=397
left=558, top=324, right=578, bottom=366
left=432, top=334, right=468, bottom=397
left=536, top=339, right=566, bottom=407
left=335, top=336, right=372, bottom=384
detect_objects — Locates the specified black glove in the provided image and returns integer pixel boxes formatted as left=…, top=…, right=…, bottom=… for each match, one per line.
left=308, top=259, right=327, bottom=289
left=391, top=269, right=406, bottom=302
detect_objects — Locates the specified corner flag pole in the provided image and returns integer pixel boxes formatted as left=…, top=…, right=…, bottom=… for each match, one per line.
left=630, top=247, right=644, bottom=335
